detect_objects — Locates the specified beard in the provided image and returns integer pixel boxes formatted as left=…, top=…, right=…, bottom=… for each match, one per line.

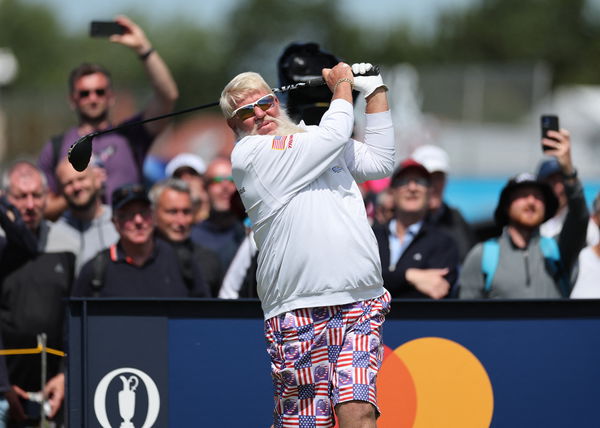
left=68, top=189, right=99, bottom=212
left=509, top=207, right=545, bottom=229
left=238, top=109, right=306, bottom=138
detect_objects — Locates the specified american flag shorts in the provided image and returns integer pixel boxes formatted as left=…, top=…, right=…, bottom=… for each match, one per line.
left=264, top=290, right=391, bottom=428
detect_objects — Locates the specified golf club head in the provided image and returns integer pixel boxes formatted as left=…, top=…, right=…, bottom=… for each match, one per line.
left=68, top=133, right=95, bottom=172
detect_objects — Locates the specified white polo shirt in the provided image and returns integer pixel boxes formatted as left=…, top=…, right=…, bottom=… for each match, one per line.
left=231, top=99, right=395, bottom=319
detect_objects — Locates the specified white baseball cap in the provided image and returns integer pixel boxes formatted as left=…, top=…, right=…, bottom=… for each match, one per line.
left=165, top=153, right=207, bottom=177
left=411, top=145, right=449, bottom=174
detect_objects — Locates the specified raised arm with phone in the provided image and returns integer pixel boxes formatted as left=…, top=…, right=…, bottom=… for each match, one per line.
left=37, top=15, right=179, bottom=220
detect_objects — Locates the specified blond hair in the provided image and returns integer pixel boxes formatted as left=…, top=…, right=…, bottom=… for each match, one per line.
left=220, top=72, right=273, bottom=119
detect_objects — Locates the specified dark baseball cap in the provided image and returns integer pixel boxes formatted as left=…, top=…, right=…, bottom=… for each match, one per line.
left=494, top=173, right=558, bottom=226
left=536, top=157, right=562, bottom=182
left=391, top=158, right=431, bottom=187
left=111, top=183, right=150, bottom=212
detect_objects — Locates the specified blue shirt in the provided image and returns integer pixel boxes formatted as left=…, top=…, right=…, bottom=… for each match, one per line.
left=388, top=220, right=423, bottom=270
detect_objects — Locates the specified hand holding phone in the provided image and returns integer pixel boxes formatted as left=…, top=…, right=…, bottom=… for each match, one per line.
left=540, top=114, right=559, bottom=151
left=90, top=21, right=126, bottom=38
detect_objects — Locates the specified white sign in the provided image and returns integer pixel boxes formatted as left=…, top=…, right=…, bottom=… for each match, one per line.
left=94, top=367, right=160, bottom=428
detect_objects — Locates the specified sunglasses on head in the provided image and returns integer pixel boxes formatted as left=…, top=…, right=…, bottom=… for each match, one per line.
left=77, top=88, right=107, bottom=99
left=231, top=94, right=276, bottom=121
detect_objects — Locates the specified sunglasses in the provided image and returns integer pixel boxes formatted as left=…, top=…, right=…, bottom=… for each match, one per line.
left=116, top=207, right=152, bottom=223
left=208, top=175, right=234, bottom=184
left=77, top=88, right=107, bottom=99
left=392, top=177, right=430, bottom=188
left=231, top=94, right=276, bottom=121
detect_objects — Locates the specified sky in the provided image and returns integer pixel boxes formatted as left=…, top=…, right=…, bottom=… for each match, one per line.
left=25, top=0, right=479, bottom=36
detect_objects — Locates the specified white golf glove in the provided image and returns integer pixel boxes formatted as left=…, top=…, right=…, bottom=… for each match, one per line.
left=352, top=63, right=388, bottom=99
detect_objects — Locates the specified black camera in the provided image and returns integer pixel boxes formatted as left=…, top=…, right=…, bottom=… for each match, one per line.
left=278, top=42, right=355, bottom=125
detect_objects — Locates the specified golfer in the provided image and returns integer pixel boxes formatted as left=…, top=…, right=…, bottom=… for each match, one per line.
left=220, top=62, right=394, bottom=428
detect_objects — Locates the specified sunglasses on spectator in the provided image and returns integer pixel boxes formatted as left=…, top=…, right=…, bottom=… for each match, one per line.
left=208, top=175, right=234, bottom=184
left=392, top=177, right=430, bottom=188
left=231, top=94, right=276, bottom=121
left=77, top=88, right=107, bottom=98
left=116, top=207, right=152, bottom=222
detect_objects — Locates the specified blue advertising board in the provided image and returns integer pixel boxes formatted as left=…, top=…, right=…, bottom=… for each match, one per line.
left=68, top=299, right=600, bottom=428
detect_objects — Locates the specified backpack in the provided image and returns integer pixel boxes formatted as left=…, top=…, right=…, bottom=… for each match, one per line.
left=481, top=236, right=570, bottom=297
left=50, top=133, right=64, bottom=172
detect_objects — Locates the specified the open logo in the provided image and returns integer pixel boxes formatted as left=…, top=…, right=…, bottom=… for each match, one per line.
left=94, top=367, right=160, bottom=428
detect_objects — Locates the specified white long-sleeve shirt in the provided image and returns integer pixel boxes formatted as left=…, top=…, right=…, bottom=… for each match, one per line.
left=231, top=99, right=395, bottom=319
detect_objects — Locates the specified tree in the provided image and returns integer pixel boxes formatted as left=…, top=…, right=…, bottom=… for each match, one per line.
left=430, top=0, right=600, bottom=85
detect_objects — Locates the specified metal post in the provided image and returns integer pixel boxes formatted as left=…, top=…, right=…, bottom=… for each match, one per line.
left=38, top=333, right=49, bottom=428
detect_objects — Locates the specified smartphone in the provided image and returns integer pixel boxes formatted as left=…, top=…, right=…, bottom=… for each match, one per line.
left=90, top=21, right=126, bottom=38
left=541, top=114, right=559, bottom=151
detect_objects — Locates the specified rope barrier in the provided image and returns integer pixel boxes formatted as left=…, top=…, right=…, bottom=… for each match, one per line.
left=0, top=343, right=66, bottom=357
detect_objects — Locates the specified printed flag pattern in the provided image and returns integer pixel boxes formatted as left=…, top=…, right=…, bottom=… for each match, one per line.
left=265, top=291, right=391, bottom=428
left=272, top=135, right=288, bottom=150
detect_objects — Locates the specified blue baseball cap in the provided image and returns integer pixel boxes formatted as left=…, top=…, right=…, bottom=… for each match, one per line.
left=536, top=158, right=561, bottom=182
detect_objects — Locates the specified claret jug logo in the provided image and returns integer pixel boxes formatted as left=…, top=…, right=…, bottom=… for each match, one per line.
left=94, top=367, right=160, bottom=428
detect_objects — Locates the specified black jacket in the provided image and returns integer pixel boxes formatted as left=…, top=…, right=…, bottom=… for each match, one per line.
left=0, top=217, right=75, bottom=391
left=373, top=220, right=460, bottom=298
left=169, top=238, right=223, bottom=297
left=428, top=202, right=477, bottom=263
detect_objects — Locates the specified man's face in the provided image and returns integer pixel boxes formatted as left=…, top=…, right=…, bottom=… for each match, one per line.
left=205, top=160, right=236, bottom=212
left=392, top=169, right=431, bottom=217
left=508, top=185, right=546, bottom=228
left=592, top=208, right=600, bottom=227
left=154, top=188, right=193, bottom=242
left=176, top=170, right=208, bottom=208
left=113, top=201, right=154, bottom=246
left=56, top=163, right=98, bottom=210
left=428, top=171, right=446, bottom=210
left=228, top=91, right=281, bottom=137
left=70, top=72, right=113, bottom=123
left=375, top=190, right=395, bottom=225
left=6, top=170, right=47, bottom=231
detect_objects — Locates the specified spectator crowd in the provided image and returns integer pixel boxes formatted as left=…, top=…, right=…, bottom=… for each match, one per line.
left=0, top=17, right=599, bottom=428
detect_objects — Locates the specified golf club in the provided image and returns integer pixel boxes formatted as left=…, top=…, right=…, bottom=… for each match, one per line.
left=68, top=65, right=380, bottom=171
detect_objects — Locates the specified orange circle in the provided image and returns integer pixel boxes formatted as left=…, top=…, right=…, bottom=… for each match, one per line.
left=378, top=344, right=417, bottom=427
left=377, top=337, right=494, bottom=428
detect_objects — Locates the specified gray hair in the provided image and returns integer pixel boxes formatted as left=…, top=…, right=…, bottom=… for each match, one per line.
left=148, top=178, right=191, bottom=208
left=220, top=72, right=273, bottom=119
left=1, top=160, right=48, bottom=192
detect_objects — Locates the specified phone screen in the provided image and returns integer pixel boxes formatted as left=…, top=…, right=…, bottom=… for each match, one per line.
left=90, top=21, right=126, bottom=38
left=541, top=114, right=559, bottom=151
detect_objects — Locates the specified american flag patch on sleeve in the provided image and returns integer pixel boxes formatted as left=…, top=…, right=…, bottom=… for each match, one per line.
left=272, top=135, right=287, bottom=150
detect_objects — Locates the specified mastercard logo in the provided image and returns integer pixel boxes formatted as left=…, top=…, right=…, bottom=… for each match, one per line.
left=377, top=337, right=494, bottom=427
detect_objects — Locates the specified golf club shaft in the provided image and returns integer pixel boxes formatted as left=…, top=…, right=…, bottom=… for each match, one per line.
left=68, top=64, right=382, bottom=171
left=85, top=65, right=381, bottom=136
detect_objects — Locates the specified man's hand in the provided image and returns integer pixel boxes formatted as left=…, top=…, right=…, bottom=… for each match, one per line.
left=5, top=385, right=28, bottom=422
left=322, top=62, right=354, bottom=103
left=405, top=268, right=451, bottom=299
left=542, top=129, right=575, bottom=178
left=43, top=373, right=65, bottom=419
left=352, top=63, right=388, bottom=99
left=109, top=15, right=152, bottom=55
